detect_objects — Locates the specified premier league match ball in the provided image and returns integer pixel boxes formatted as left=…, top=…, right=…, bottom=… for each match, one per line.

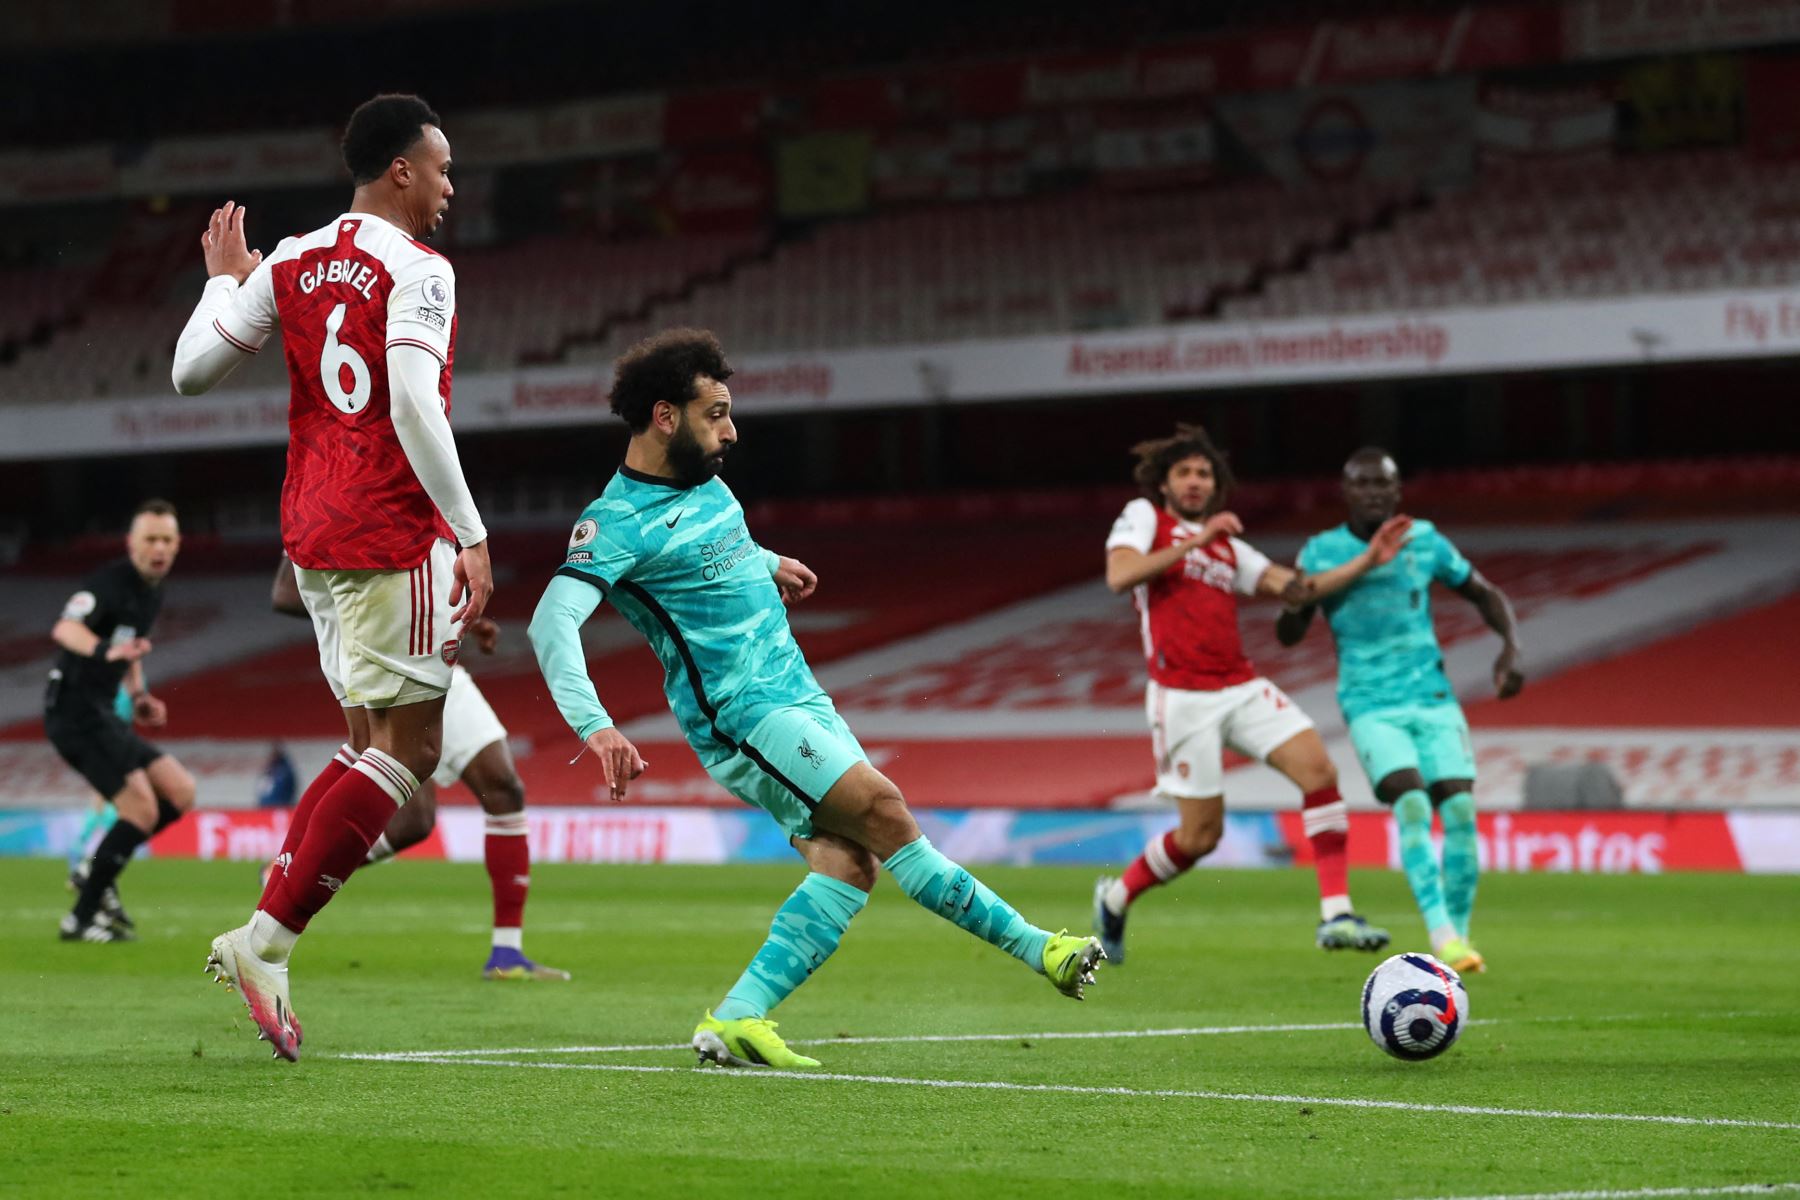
left=1361, top=953, right=1469, bottom=1061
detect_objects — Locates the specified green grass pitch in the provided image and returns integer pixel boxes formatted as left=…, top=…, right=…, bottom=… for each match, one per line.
left=2, top=858, right=1796, bottom=1199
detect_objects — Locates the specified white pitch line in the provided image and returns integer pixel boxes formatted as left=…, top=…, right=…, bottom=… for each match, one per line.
left=360, top=1055, right=1800, bottom=1131
left=341, top=1042, right=674, bottom=1060
left=338, top=1020, right=1362, bottom=1061
left=334, top=1009, right=1784, bottom=1062
left=1402, top=1184, right=1800, bottom=1200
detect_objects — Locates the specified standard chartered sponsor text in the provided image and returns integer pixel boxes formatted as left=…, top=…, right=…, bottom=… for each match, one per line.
left=699, top=523, right=758, bottom=581
left=1066, top=320, right=1450, bottom=378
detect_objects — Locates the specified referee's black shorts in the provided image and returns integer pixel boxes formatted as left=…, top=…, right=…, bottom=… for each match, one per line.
left=44, top=713, right=163, bottom=801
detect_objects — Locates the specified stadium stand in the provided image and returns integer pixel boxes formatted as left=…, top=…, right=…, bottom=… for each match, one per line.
left=577, top=182, right=1397, bottom=359
left=7, top=142, right=1797, bottom=401
left=1224, top=151, right=1800, bottom=320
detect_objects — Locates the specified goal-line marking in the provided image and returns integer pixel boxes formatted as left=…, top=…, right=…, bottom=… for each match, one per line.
left=1400, top=1184, right=1800, bottom=1200
left=341, top=1054, right=1800, bottom=1132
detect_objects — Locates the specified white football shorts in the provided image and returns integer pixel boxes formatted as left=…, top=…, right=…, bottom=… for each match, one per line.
left=295, top=538, right=459, bottom=710
left=1146, top=676, right=1315, bottom=800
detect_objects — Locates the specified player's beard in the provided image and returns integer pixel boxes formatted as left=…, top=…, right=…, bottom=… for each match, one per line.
left=667, top=417, right=727, bottom=485
left=1169, top=497, right=1211, bottom=522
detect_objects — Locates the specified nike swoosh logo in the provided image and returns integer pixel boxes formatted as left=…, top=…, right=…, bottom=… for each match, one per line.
left=665, top=511, right=683, bottom=528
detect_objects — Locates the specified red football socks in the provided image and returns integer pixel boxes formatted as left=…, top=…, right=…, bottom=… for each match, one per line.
left=258, top=744, right=356, bottom=910
left=484, top=812, right=530, bottom=934
left=261, top=748, right=414, bottom=933
left=1302, top=786, right=1351, bottom=904
left=1119, top=829, right=1200, bottom=907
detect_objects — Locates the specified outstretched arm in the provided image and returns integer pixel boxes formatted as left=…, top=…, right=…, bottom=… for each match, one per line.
left=1455, top=569, right=1524, bottom=698
left=1256, top=516, right=1412, bottom=605
left=528, top=574, right=647, bottom=800
left=172, top=202, right=269, bottom=395
left=1106, top=512, right=1244, bottom=594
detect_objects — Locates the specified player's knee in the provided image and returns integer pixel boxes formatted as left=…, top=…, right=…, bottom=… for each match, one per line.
left=478, top=776, right=526, bottom=815
left=1394, top=790, right=1432, bottom=825
left=113, top=786, right=157, bottom=832
left=1299, top=756, right=1338, bottom=794
left=1436, top=788, right=1475, bottom=825
left=863, top=788, right=918, bottom=855
left=1174, top=821, right=1222, bottom=859
left=165, top=775, right=197, bottom=812
left=159, top=765, right=198, bottom=811
left=398, top=742, right=441, bottom=785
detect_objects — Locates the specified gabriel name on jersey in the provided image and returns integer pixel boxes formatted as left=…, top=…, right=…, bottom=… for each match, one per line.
left=292, top=256, right=382, bottom=300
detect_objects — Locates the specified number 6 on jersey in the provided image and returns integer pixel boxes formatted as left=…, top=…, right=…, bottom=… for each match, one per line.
left=322, top=302, right=371, bottom=414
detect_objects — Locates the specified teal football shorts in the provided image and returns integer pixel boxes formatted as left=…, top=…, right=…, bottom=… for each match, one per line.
left=705, top=695, right=868, bottom=840
left=1348, top=703, right=1476, bottom=795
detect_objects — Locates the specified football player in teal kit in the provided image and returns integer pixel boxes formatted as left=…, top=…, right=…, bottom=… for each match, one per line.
left=1278, top=449, right=1524, bottom=974
left=530, top=329, right=1104, bottom=1069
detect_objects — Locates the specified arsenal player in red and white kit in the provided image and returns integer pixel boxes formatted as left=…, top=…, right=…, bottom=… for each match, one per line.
left=1092, top=424, right=1409, bottom=965
left=171, top=94, right=489, bottom=1060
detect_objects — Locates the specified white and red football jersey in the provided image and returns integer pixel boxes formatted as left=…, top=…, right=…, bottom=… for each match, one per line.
left=213, top=213, right=458, bottom=571
left=1106, top=497, right=1272, bottom=691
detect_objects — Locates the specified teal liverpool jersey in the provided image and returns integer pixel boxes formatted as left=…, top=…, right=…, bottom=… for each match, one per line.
left=555, top=467, right=824, bottom=763
left=1298, top=519, right=1474, bottom=722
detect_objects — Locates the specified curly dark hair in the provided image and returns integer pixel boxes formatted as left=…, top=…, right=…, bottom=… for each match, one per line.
left=1129, top=423, right=1236, bottom=512
left=342, top=94, right=442, bottom=186
left=609, top=328, right=734, bottom=433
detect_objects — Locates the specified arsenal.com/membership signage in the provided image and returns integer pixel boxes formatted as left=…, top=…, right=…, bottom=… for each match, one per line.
left=8, top=286, right=1800, bottom=460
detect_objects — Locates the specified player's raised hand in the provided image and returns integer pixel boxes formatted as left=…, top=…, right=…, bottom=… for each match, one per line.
left=1366, top=514, right=1414, bottom=565
left=583, top=727, right=648, bottom=803
left=1194, top=510, right=1244, bottom=546
left=134, top=693, right=168, bottom=727
left=773, top=556, right=817, bottom=605
left=1493, top=645, right=1525, bottom=699
left=201, top=201, right=262, bottom=284
left=449, top=539, right=493, bottom=625
left=104, top=637, right=152, bottom=663
left=469, top=616, right=501, bottom=654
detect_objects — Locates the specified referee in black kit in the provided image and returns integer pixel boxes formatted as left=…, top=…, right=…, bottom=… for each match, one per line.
left=46, top=499, right=198, bottom=942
